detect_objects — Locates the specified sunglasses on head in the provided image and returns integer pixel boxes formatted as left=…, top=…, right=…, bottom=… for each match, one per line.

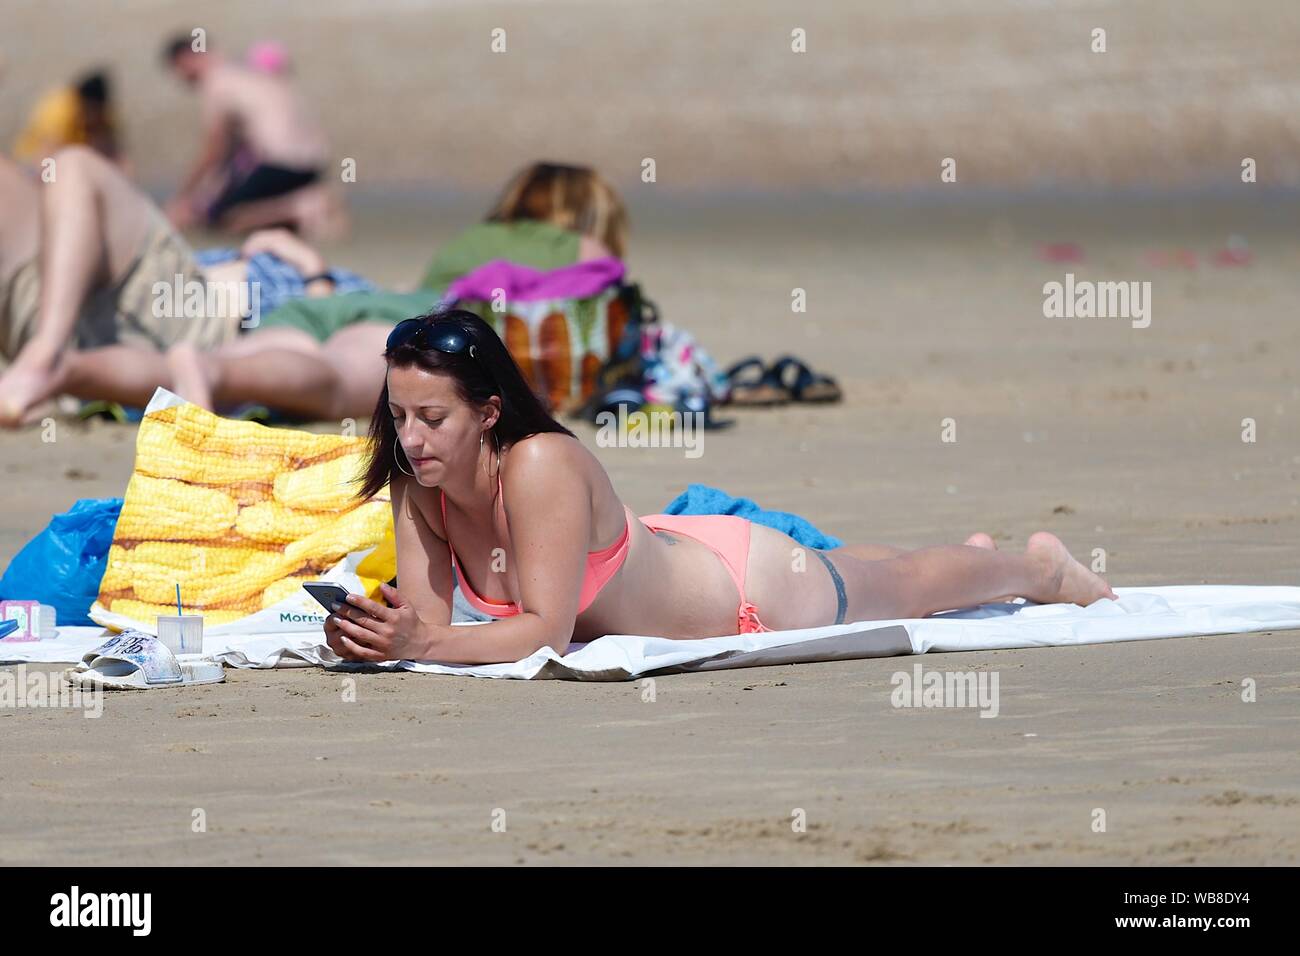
left=386, top=318, right=480, bottom=358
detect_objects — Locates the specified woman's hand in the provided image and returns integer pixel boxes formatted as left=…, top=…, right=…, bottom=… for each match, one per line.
left=240, top=228, right=328, bottom=276
left=323, top=583, right=432, bottom=662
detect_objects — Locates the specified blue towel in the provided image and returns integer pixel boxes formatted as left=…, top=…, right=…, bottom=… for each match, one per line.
left=660, top=483, right=843, bottom=550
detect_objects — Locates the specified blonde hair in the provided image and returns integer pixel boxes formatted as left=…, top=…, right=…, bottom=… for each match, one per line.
left=486, top=162, right=628, bottom=259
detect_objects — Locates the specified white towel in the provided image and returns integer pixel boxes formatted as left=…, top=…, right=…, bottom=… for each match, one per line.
left=5, top=585, right=1298, bottom=681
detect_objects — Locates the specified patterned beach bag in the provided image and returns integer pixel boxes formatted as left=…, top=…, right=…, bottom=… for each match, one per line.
left=447, top=258, right=654, bottom=414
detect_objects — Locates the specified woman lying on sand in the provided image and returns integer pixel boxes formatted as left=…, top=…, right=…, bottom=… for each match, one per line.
left=324, top=310, right=1117, bottom=665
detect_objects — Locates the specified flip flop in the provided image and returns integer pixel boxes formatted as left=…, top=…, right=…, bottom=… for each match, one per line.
left=224, top=402, right=275, bottom=423
left=672, top=393, right=736, bottom=431
left=768, top=355, right=843, bottom=403
left=655, top=395, right=736, bottom=431
left=75, top=400, right=145, bottom=423
left=723, top=356, right=789, bottom=406
left=210, top=402, right=311, bottom=426
left=64, top=631, right=224, bottom=690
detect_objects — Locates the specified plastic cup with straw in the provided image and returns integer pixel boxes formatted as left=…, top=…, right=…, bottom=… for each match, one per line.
left=157, top=582, right=203, bottom=655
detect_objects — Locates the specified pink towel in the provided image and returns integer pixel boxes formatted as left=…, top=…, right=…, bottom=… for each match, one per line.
left=447, top=257, right=625, bottom=303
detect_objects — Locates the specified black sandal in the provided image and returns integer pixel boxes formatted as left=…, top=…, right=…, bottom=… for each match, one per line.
left=768, top=355, right=843, bottom=403
left=723, top=356, right=790, bottom=406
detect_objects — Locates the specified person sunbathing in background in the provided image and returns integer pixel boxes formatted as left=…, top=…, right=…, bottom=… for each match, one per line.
left=419, top=160, right=626, bottom=291
left=0, top=148, right=369, bottom=427
left=161, top=33, right=345, bottom=238
left=0, top=158, right=627, bottom=427
left=11, top=69, right=124, bottom=169
left=323, top=309, right=1116, bottom=665
left=162, top=160, right=629, bottom=421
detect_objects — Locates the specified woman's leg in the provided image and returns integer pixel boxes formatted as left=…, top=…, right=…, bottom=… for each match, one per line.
left=829, top=532, right=1115, bottom=621
left=827, top=543, right=906, bottom=561
left=0, top=156, right=40, bottom=278
left=49, top=345, right=173, bottom=407
left=818, top=535, right=1016, bottom=610
left=829, top=533, right=995, bottom=564
left=54, top=325, right=362, bottom=421
left=31, top=321, right=384, bottom=422
left=0, top=146, right=154, bottom=424
left=961, top=532, right=1015, bottom=601
left=315, top=321, right=392, bottom=418
left=166, top=327, right=348, bottom=420
left=192, top=320, right=390, bottom=420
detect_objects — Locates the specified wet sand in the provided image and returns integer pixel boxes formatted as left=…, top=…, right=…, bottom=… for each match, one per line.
left=2, top=194, right=1299, bottom=864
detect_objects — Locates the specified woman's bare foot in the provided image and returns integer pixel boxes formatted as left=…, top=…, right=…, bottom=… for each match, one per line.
left=1025, top=531, right=1117, bottom=606
left=164, top=343, right=216, bottom=410
left=0, top=350, right=69, bottom=428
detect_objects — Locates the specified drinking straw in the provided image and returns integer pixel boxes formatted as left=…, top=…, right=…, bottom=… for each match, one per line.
left=176, top=583, right=183, bottom=616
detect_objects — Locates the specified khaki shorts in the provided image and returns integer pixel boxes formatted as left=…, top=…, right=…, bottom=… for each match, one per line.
left=0, top=211, right=242, bottom=363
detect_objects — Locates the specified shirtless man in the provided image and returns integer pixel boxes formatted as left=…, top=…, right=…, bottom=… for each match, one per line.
left=162, top=35, right=336, bottom=234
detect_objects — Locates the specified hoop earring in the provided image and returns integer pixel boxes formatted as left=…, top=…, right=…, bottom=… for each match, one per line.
left=394, top=435, right=416, bottom=477
left=480, top=429, right=502, bottom=478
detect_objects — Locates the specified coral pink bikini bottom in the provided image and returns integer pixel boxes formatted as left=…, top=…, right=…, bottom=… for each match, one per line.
left=637, top=513, right=774, bottom=635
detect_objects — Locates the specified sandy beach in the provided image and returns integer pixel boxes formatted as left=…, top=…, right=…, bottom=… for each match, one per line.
left=2, top=192, right=1298, bottom=864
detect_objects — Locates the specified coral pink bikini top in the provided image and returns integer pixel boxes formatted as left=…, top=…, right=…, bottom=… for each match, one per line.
left=439, top=472, right=634, bottom=617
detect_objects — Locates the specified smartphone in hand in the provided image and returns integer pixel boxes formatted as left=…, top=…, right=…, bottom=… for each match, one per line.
left=302, top=581, right=352, bottom=615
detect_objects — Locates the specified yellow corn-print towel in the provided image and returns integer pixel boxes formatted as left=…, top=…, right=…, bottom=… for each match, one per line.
left=89, top=388, right=396, bottom=635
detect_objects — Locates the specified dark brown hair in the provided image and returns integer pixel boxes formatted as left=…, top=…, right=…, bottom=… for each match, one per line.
left=355, top=308, right=575, bottom=502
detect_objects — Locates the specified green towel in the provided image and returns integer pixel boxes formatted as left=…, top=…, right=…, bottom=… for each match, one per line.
left=418, top=221, right=581, bottom=292
left=254, top=290, right=444, bottom=342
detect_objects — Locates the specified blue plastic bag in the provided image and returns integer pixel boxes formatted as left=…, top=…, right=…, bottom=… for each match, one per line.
left=0, top=497, right=122, bottom=626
